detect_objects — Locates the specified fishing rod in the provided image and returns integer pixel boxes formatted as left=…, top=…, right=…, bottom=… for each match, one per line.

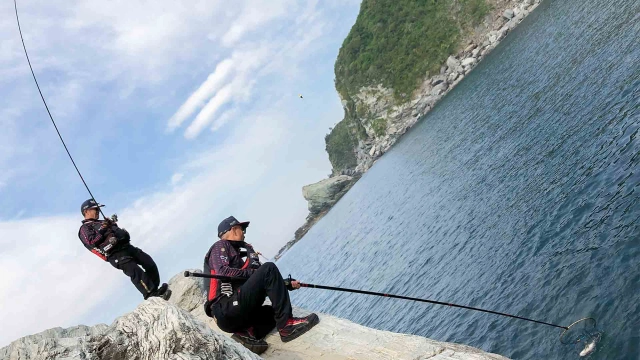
left=184, top=270, right=601, bottom=353
left=14, top=0, right=107, bottom=220
left=185, top=271, right=564, bottom=329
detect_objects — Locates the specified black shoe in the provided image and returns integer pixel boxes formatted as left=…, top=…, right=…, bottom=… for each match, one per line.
left=279, top=313, right=319, bottom=343
left=231, top=330, right=268, bottom=355
left=147, top=283, right=171, bottom=300
left=159, top=289, right=171, bottom=300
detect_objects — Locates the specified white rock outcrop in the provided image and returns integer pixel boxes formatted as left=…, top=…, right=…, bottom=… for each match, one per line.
left=503, top=9, right=515, bottom=19
left=0, top=325, right=108, bottom=360
left=302, top=175, right=354, bottom=214
left=0, top=296, right=259, bottom=360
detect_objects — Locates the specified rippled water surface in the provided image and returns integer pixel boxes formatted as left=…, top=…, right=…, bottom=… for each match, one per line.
left=277, top=0, right=639, bottom=358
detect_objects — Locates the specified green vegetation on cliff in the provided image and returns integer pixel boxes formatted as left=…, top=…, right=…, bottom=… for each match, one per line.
left=335, top=0, right=490, bottom=101
left=325, top=118, right=358, bottom=171
left=325, top=0, right=490, bottom=173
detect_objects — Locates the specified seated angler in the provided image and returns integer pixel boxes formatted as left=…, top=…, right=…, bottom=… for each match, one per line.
left=203, top=216, right=319, bottom=355
left=78, top=199, right=171, bottom=300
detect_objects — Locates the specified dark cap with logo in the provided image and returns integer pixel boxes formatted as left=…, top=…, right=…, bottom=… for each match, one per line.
left=218, top=216, right=250, bottom=238
left=81, top=199, right=104, bottom=215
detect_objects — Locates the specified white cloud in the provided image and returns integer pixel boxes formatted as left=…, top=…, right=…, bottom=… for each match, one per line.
left=211, top=108, right=239, bottom=132
left=171, top=45, right=274, bottom=138
left=184, top=83, right=235, bottom=139
left=184, top=80, right=242, bottom=139
left=166, top=58, right=235, bottom=131
left=221, top=1, right=289, bottom=47
left=65, top=1, right=227, bottom=79
left=170, top=173, right=183, bottom=185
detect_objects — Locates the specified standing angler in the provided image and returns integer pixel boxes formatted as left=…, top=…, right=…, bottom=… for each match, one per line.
left=78, top=199, right=171, bottom=300
left=203, top=216, right=319, bottom=355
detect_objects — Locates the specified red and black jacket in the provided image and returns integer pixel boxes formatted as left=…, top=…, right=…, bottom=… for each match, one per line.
left=203, top=240, right=261, bottom=315
left=78, top=219, right=129, bottom=261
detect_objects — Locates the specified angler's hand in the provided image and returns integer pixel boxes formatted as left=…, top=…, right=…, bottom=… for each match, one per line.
left=99, top=219, right=112, bottom=233
left=284, top=275, right=300, bottom=291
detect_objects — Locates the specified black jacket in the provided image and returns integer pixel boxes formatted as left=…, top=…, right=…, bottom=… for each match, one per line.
left=78, top=219, right=130, bottom=260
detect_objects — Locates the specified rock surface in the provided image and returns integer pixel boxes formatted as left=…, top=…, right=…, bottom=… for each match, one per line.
left=503, top=9, right=515, bottom=19
left=0, top=295, right=259, bottom=360
left=302, top=175, right=354, bottom=215
left=1, top=271, right=510, bottom=359
left=0, top=325, right=108, bottom=360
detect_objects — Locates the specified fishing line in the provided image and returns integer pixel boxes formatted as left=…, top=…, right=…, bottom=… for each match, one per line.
left=13, top=0, right=105, bottom=218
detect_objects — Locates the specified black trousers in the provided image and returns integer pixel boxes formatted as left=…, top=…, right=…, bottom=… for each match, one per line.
left=108, top=244, right=160, bottom=297
left=213, top=263, right=292, bottom=338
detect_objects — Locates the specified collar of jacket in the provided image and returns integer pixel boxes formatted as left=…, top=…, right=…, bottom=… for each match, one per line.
left=81, top=218, right=101, bottom=224
left=221, top=240, right=247, bottom=249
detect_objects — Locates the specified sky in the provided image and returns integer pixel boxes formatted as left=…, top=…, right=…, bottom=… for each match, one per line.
left=0, top=0, right=361, bottom=347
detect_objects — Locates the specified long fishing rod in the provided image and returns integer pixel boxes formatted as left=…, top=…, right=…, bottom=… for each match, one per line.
left=184, top=271, right=565, bottom=329
left=184, top=270, right=602, bottom=353
left=301, top=283, right=568, bottom=329
left=14, top=0, right=106, bottom=219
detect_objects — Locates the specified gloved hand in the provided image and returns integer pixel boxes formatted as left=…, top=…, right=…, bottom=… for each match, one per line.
left=99, top=219, right=113, bottom=234
left=284, top=274, right=300, bottom=291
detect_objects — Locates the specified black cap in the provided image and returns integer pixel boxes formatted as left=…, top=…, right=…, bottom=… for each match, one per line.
left=218, top=216, right=250, bottom=238
left=81, top=199, right=104, bottom=215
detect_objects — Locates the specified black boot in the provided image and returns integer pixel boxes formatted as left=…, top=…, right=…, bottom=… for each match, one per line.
left=231, top=328, right=268, bottom=355
left=278, top=313, right=319, bottom=342
left=146, top=283, right=171, bottom=300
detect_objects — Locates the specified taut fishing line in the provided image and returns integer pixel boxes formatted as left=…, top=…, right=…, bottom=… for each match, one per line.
left=14, top=0, right=107, bottom=219
left=184, top=271, right=603, bottom=356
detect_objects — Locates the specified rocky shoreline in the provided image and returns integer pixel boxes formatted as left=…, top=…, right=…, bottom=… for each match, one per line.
left=0, top=270, right=510, bottom=359
left=276, top=0, right=543, bottom=261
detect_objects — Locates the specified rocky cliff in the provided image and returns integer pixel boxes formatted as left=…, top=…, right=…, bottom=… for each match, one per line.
left=330, top=0, right=542, bottom=175
left=278, top=0, right=542, bottom=260
left=1, top=270, right=510, bottom=360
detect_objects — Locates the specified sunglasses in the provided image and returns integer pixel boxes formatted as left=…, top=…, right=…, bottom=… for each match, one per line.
left=221, top=226, right=246, bottom=236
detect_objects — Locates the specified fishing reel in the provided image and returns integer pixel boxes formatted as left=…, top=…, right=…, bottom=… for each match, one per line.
left=101, top=213, right=119, bottom=228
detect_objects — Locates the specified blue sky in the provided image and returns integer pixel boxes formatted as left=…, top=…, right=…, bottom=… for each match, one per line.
left=0, top=0, right=360, bottom=347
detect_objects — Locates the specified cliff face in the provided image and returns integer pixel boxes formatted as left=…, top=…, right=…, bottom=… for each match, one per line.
left=327, top=0, right=542, bottom=175
left=278, top=0, right=542, bottom=260
left=0, top=270, right=510, bottom=360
